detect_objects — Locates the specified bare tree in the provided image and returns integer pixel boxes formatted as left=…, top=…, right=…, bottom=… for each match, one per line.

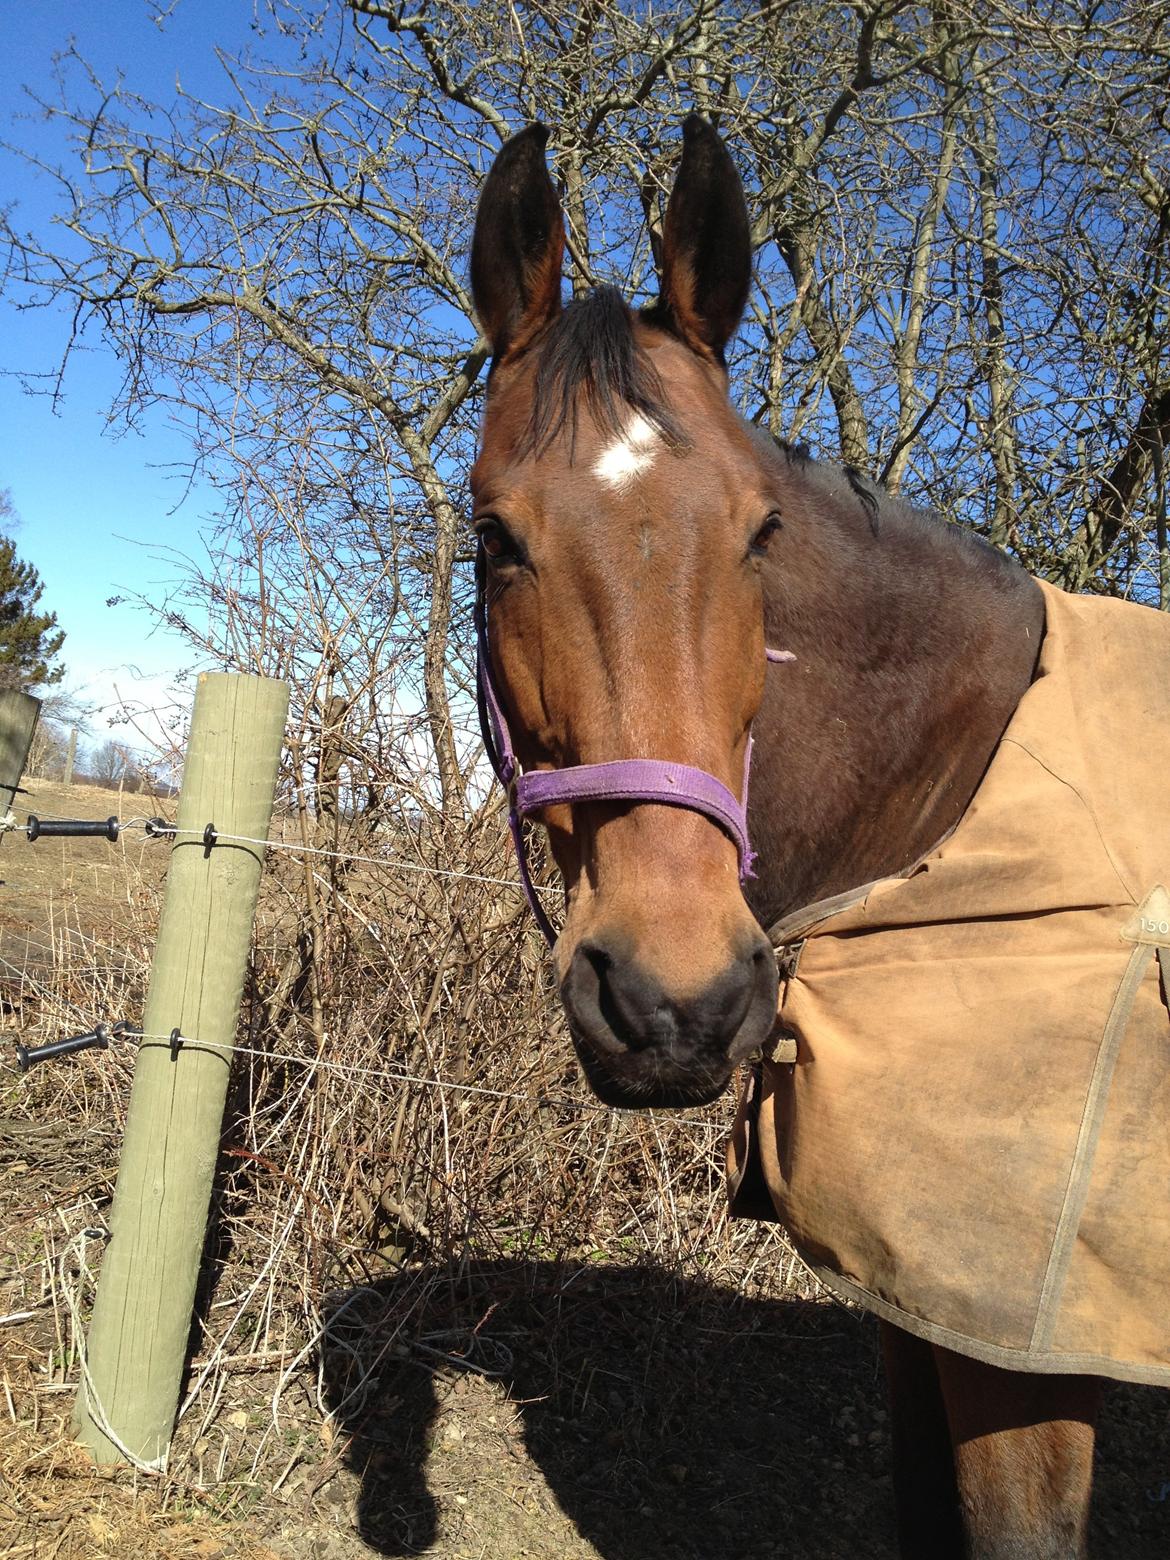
left=88, top=738, right=137, bottom=789
left=26, top=686, right=92, bottom=778
left=4, top=8, right=1167, bottom=743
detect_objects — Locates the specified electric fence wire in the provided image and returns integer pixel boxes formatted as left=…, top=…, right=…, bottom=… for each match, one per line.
left=31, top=814, right=558, bottom=899
left=0, top=966, right=732, bottom=1136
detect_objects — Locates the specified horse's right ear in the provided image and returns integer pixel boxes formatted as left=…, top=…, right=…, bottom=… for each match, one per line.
left=471, top=124, right=565, bottom=362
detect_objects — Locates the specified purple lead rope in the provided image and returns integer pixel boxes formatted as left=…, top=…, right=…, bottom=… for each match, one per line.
left=475, top=548, right=793, bottom=946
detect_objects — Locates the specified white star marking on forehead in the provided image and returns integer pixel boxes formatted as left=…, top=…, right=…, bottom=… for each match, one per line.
left=593, top=412, right=661, bottom=490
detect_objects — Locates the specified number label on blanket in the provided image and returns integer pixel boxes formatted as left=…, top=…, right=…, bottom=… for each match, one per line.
left=1121, top=885, right=1170, bottom=946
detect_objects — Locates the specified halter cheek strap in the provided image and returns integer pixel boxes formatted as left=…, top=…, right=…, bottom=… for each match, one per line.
left=475, top=546, right=791, bottom=946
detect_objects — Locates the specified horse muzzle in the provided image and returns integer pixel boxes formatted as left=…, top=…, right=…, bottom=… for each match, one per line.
left=560, top=929, right=778, bottom=1108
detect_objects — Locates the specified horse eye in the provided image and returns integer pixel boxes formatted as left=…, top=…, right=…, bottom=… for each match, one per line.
left=750, top=514, right=782, bottom=557
left=476, top=519, right=518, bottom=563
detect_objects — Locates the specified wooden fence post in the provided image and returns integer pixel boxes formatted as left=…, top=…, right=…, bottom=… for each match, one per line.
left=0, top=690, right=40, bottom=838
left=73, top=672, right=289, bottom=1467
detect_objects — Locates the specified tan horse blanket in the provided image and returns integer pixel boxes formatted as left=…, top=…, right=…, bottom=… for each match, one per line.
left=729, top=580, right=1170, bottom=1385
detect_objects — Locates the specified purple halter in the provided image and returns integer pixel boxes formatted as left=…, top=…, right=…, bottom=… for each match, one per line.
left=475, top=548, right=792, bottom=946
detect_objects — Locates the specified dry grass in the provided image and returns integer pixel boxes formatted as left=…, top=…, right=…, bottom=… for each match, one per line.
left=0, top=770, right=816, bottom=1557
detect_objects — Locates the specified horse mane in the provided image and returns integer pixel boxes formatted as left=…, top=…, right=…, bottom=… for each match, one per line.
left=842, top=470, right=1028, bottom=586
left=755, top=423, right=1027, bottom=586
left=517, top=286, right=690, bottom=459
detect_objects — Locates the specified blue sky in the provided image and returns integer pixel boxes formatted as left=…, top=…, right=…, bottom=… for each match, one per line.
left=0, top=2, right=267, bottom=747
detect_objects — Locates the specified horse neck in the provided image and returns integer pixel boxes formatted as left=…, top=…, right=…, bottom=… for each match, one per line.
left=745, top=478, right=1046, bottom=930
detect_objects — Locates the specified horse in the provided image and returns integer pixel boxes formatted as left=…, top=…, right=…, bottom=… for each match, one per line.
left=467, top=116, right=1170, bottom=1558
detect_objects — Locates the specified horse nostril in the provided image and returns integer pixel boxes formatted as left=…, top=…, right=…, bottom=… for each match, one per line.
left=582, top=940, right=613, bottom=981
left=561, top=940, right=628, bottom=1055
left=581, top=940, right=673, bottom=1051
left=726, top=934, right=780, bottom=1060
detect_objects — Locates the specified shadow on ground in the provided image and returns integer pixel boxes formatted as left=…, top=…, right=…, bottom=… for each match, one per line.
left=319, top=1260, right=1170, bottom=1560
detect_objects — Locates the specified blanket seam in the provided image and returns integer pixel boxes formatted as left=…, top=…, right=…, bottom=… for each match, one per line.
left=999, top=734, right=1137, bottom=907
left=1028, top=940, right=1154, bottom=1352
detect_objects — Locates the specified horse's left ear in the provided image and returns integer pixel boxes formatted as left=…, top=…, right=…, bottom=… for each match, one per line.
left=654, top=115, right=752, bottom=365
left=471, top=124, right=565, bottom=362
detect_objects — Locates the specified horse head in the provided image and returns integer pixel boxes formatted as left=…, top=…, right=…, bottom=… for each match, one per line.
left=470, top=119, right=781, bottom=1107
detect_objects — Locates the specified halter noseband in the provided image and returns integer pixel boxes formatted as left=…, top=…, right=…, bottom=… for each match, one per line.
left=475, top=547, right=790, bottom=946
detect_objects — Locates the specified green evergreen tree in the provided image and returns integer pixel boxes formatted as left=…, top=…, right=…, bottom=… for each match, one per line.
left=0, top=502, right=65, bottom=691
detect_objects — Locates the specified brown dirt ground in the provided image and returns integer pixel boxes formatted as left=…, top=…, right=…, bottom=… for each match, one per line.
left=2, top=778, right=1169, bottom=1558
left=3, top=1259, right=1170, bottom=1560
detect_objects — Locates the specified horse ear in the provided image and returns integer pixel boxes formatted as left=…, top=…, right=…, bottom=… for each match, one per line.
left=655, top=115, right=752, bottom=364
left=471, top=124, right=565, bottom=362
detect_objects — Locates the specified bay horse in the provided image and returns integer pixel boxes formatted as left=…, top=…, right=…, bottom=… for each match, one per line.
left=468, top=117, right=1168, bottom=1558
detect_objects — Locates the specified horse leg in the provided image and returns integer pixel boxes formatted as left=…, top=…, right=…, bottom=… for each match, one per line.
left=880, top=1321, right=965, bottom=1557
left=933, top=1346, right=1103, bottom=1559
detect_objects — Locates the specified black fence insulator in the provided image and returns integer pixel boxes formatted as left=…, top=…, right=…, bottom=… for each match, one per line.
left=169, top=1027, right=184, bottom=1061
left=26, top=815, right=120, bottom=843
left=17, top=1024, right=111, bottom=1074
left=138, top=819, right=215, bottom=850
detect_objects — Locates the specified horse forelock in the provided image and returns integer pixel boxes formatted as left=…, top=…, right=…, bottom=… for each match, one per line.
left=514, top=286, right=690, bottom=461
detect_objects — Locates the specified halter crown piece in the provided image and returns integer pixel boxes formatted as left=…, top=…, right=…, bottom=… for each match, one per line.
left=475, top=547, right=792, bottom=946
